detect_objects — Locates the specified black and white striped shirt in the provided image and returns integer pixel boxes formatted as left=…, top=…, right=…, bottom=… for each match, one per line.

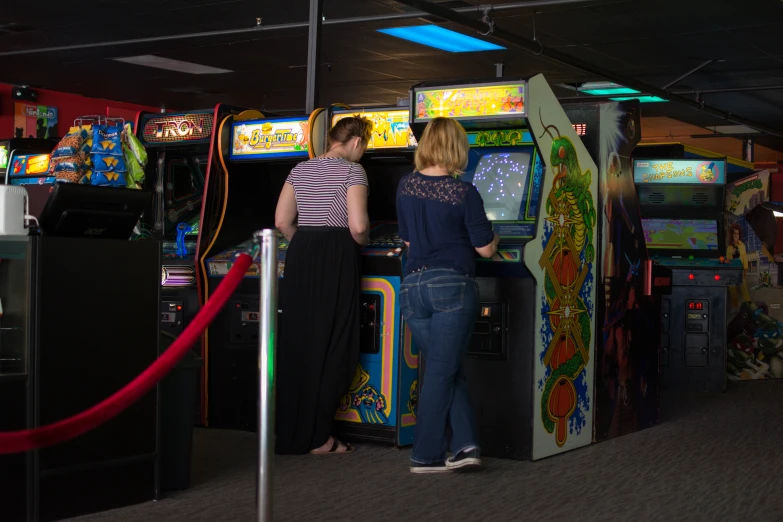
left=286, top=157, right=368, bottom=227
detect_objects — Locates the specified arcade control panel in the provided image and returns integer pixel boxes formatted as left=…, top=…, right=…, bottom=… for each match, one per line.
left=653, top=256, right=743, bottom=392
left=206, top=236, right=290, bottom=279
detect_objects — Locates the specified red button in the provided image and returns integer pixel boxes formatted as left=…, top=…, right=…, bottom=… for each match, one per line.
left=177, top=305, right=182, bottom=311
left=714, top=274, right=721, bottom=281
left=688, top=274, right=695, bottom=280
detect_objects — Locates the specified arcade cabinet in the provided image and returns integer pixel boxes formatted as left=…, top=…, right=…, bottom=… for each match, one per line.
left=1, top=138, right=58, bottom=219
left=200, top=111, right=311, bottom=428
left=135, top=107, right=242, bottom=340
left=633, top=158, right=742, bottom=392
left=724, top=170, right=783, bottom=380
left=409, top=76, right=600, bottom=460
left=563, top=101, right=671, bottom=441
left=309, top=105, right=420, bottom=446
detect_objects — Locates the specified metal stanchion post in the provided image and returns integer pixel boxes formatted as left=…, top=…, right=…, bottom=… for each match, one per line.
left=255, top=229, right=278, bottom=522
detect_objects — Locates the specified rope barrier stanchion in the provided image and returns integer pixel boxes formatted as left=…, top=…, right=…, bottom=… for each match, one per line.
left=256, top=229, right=278, bottom=522
left=0, top=252, right=253, bottom=455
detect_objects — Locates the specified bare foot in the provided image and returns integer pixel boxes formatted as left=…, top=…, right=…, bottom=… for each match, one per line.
left=310, top=436, right=353, bottom=454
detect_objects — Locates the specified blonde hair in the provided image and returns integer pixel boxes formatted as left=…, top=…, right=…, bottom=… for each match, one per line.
left=414, top=117, right=469, bottom=176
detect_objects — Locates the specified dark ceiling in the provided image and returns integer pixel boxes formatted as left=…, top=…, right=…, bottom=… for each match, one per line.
left=1, top=0, right=783, bottom=150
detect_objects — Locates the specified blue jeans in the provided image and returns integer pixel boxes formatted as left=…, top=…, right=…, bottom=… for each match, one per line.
left=400, top=267, right=479, bottom=464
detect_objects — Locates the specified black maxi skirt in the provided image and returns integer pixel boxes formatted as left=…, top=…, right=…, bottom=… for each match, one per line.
left=275, top=226, right=361, bottom=454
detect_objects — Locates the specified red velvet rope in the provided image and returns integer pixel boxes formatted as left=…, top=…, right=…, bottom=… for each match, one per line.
left=0, top=253, right=254, bottom=454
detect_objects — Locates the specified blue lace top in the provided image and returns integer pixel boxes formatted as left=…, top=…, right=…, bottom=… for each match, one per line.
left=396, top=172, right=494, bottom=277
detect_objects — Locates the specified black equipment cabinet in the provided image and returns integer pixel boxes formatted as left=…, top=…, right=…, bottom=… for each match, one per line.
left=0, top=236, right=161, bottom=522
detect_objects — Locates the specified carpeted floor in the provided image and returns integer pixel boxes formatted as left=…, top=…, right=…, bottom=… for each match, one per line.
left=66, top=381, right=783, bottom=522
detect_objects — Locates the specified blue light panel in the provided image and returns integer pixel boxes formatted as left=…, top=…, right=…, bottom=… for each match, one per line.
left=377, top=25, right=506, bottom=53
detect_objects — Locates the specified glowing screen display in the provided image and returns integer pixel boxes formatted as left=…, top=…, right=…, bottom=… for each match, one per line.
left=641, top=218, right=719, bottom=251
left=471, top=151, right=532, bottom=221
left=414, top=83, right=526, bottom=121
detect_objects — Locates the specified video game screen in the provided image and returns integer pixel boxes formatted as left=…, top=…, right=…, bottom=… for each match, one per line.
left=641, top=218, right=719, bottom=251
left=462, top=148, right=533, bottom=221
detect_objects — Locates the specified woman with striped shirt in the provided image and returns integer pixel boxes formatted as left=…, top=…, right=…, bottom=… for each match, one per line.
left=274, top=116, right=372, bottom=455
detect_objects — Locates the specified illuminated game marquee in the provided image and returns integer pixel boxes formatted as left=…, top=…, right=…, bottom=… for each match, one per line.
left=633, top=159, right=724, bottom=185
left=141, top=112, right=215, bottom=144
left=230, top=118, right=310, bottom=160
left=331, top=110, right=416, bottom=150
left=414, top=82, right=526, bottom=121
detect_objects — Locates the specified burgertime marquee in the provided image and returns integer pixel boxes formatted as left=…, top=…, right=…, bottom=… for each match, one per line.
left=230, top=118, right=310, bottom=160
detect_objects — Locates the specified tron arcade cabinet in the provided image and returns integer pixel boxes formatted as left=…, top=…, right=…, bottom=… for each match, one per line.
left=200, top=111, right=311, bottom=428
left=136, top=107, right=241, bottom=338
left=309, top=105, right=420, bottom=446
left=633, top=158, right=742, bottom=392
left=410, top=75, right=600, bottom=460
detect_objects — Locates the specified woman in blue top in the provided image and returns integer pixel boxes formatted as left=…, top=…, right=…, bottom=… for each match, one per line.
left=396, top=117, right=499, bottom=473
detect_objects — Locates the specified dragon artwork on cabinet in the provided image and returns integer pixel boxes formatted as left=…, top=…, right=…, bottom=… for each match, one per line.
left=536, top=109, right=596, bottom=449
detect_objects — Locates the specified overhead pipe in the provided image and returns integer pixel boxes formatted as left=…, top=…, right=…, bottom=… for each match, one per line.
left=0, top=0, right=601, bottom=58
left=392, top=0, right=783, bottom=139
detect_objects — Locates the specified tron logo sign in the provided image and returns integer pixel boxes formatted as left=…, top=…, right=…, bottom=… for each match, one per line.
left=156, top=119, right=204, bottom=139
left=142, top=113, right=214, bottom=144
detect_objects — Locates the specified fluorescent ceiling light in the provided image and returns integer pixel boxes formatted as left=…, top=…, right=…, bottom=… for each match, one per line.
left=113, top=55, right=232, bottom=75
left=377, top=25, right=505, bottom=53
left=583, top=87, right=640, bottom=96
left=610, top=95, right=669, bottom=103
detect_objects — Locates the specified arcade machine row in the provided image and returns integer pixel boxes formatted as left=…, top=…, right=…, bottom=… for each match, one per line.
left=408, top=75, right=600, bottom=461
left=633, top=158, right=742, bottom=392
left=563, top=101, right=671, bottom=442
left=135, top=106, right=243, bottom=340
left=201, top=109, right=312, bottom=428
left=307, top=104, right=420, bottom=446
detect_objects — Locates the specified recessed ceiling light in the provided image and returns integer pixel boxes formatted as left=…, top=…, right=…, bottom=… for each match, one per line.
left=610, top=95, right=669, bottom=103
left=377, top=25, right=505, bottom=53
left=580, top=82, right=640, bottom=96
left=113, top=55, right=232, bottom=75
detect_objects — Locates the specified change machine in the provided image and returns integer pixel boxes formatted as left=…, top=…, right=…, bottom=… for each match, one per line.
left=309, top=105, right=419, bottom=445
left=409, top=75, right=600, bottom=460
left=634, top=158, right=743, bottom=392
left=200, top=111, right=311, bottom=428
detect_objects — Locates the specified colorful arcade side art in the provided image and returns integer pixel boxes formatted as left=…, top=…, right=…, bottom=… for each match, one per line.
left=724, top=171, right=783, bottom=380
left=594, top=103, right=660, bottom=440
left=524, top=76, right=598, bottom=459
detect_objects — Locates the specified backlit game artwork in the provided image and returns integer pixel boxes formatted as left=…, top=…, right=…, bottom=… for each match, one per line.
left=231, top=119, right=310, bottom=159
left=332, top=111, right=415, bottom=149
left=641, top=218, right=718, bottom=250
left=472, top=152, right=531, bottom=221
left=416, top=84, right=526, bottom=120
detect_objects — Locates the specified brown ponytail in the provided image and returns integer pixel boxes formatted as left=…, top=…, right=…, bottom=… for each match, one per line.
left=328, top=116, right=373, bottom=148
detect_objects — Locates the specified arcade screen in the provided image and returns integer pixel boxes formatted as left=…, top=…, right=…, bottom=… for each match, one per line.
left=641, top=218, right=719, bottom=251
left=462, top=147, right=534, bottom=221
